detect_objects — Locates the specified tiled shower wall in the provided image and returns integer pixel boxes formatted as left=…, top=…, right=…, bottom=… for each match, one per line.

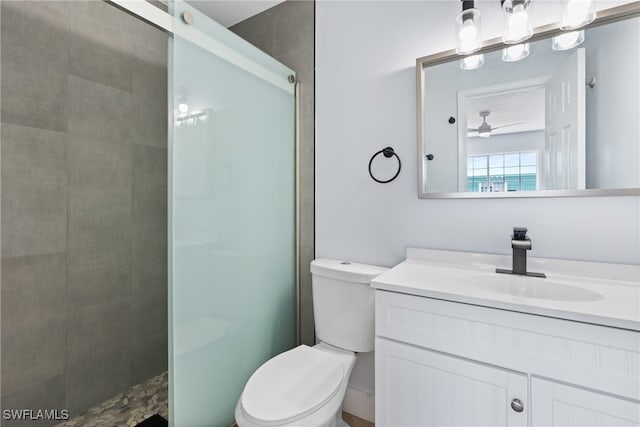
left=1, top=1, right=168, bottom=423
left=231, top=0, right=315, bottom=346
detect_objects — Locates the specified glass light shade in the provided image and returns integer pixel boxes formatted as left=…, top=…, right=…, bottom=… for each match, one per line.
left=561, top=0, right=596, bottom=30
left=502, top=0, right=533, bottom=44
left=460, top=54, right=485, bottom=70
left=552, top=30, right=585, bottom=50
left=502, top=43, right=530, bottom=62
left=456, top=8, right=482, bottom=55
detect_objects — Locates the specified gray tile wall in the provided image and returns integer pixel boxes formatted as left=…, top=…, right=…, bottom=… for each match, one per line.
left=1, top=1, right=168, bottom=424
left=231, top=0, right=315, bottom=346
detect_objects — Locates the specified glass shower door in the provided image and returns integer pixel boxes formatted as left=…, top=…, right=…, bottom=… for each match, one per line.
left=169, top=2, right=296, bottom=425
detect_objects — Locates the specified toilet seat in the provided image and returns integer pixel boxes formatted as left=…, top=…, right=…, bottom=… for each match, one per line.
left=241, top=345, right=345, bottom=425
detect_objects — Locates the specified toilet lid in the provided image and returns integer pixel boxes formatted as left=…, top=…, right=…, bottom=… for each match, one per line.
left=242, top=345, right=344, bottom=424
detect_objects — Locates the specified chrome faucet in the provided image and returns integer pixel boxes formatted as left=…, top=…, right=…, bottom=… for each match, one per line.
left=496, top=227, right=546, bottom=278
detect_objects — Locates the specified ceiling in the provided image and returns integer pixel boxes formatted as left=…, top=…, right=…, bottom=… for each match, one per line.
left=187, top=0, right=285, bottom=27
left=466, top=86, right=546, bottom=137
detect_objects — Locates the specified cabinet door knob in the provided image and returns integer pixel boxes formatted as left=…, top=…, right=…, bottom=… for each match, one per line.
left=510, top=398, right=524, bottom=413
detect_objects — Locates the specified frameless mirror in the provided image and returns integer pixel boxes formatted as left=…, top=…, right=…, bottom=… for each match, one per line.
left=417, top=3, right=640, bottom=198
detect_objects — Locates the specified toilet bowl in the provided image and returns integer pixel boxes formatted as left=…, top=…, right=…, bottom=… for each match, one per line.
left=235, top=259, right=387, bottom=427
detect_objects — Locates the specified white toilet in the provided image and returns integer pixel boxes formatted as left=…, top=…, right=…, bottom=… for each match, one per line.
left=235, top=259, right=387, bottom=427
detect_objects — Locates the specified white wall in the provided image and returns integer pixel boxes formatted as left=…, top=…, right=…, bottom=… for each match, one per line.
left=584, top=17, right=640, bottom=189
left=315, top=0, right=640, bottom=416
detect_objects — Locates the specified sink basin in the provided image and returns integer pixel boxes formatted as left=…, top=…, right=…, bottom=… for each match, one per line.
left=370, top=249, right=640, bottom=330
left=463, top=274, right=603, bottom=302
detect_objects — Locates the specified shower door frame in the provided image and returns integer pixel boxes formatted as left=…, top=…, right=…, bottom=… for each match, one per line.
left=108, top=1, right=296, bottom=95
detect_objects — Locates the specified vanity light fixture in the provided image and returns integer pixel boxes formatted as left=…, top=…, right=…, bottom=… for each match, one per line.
left=552, top=30, right=585, bottom=50
left=460, top=54, right=485, bottom=70
left=502, top=43, right=530, bottom=62
left=561, top=0, right=596, bottom=30
left=456, top=0, right=482, bottom=55
left=502, top=0, right=533, bottom=44
left=453, top=0, right=592, bottom=63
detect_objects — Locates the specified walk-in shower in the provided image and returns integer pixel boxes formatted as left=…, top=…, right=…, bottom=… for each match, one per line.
left=1, top=1, right=297, bottom=426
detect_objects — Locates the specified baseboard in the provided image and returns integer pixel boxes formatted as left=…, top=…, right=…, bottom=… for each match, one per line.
left=343, top=385, right=375, bottom=423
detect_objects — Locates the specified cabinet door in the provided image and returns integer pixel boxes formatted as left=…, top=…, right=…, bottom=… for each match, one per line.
left=532, top=378, right=640, bottom=426
left=376, top=337, right=528, bottom=427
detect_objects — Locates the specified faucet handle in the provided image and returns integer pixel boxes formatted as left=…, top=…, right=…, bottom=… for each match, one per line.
left=513, top=227, right=528, bottom=240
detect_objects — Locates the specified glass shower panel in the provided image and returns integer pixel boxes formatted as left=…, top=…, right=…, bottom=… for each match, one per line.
left=169, top=2, right=296, bottom=425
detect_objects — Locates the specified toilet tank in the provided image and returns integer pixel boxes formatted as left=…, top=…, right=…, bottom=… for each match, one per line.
left=310, top=259, right=388, bottom=352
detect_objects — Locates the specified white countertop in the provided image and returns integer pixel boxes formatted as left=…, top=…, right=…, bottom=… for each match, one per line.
left=371, top=248, right=640, bottom=331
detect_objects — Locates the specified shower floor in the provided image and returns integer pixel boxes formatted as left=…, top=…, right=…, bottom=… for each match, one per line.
left=55, top=372, right=168, bottom=427
left=54, top=370, right=374, bottom=427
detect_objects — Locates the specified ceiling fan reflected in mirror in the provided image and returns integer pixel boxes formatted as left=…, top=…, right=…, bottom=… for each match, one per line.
left=467, top=110, right=523, bottom=138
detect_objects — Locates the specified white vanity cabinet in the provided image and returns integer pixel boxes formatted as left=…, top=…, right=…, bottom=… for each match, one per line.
left=531, top=378, right=640, bottom=426
left=375, top=290, right=640, bottom=427
left=376, top=338, right=528, bottom=426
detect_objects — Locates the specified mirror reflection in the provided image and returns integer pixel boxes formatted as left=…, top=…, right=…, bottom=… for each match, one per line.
left=421, top=13, right=639, bottom=196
